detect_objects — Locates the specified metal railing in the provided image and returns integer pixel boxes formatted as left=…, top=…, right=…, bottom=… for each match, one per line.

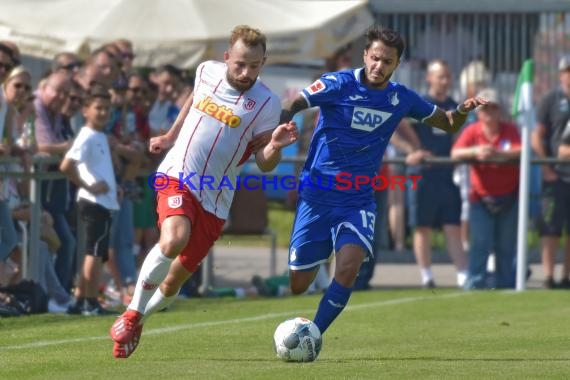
left=1, top=154, right=569, bottom=285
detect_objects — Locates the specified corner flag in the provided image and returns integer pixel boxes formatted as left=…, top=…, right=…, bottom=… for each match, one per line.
left=512, top=59, right=535, bottom=291
left=512, top=60, right=535, bottom=126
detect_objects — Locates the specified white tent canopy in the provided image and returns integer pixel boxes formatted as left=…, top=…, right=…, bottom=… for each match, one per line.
left=0, top=0, right=373, bottom=68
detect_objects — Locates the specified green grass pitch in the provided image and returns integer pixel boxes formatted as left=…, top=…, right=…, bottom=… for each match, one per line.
left=1, top=289, right=569, bottom=379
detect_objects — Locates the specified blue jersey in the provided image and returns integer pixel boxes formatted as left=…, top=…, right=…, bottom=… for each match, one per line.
left=299, top=68, right=436, bottom=207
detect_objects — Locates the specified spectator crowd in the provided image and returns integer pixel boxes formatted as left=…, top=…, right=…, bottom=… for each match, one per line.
left=0, top=36, right=569, bottom=315
left=0, top=39, right=194, bottom=313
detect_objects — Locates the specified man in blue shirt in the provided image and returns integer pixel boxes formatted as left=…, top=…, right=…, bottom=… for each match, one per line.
left=280, top=26, right=486, bottom=338
left=407, top=59, right=467, bottom=288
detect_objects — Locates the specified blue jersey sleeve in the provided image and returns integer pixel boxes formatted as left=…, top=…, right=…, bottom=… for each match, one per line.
left=300, top=74, right=343, bottom=108
left=406, top=88, right=437, bottom=122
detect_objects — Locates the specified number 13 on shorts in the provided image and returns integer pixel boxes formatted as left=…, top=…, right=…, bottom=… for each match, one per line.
left=359, top=209, right=376, bottom=234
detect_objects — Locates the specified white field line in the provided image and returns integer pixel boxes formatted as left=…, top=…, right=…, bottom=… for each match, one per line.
left=0, top=291, right=470, bottom=351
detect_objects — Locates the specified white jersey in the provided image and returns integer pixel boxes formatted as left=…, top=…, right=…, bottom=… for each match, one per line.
left=65, top=126, right=119, bottom=211
left=157, top=61, right=280, bottom=219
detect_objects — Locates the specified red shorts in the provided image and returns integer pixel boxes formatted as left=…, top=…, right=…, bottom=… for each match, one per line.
left=156, top=177, right=225, bottom=273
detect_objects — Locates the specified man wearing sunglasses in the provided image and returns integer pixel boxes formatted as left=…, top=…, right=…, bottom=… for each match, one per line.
left=53, top=52, right=83, bottom=77
left=113, top=39, right=136, bottom=76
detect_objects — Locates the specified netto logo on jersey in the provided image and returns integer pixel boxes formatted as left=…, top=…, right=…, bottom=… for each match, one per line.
left=351, top=107, right=392, bottom=132
left=195, top=96, right=242, bottom=128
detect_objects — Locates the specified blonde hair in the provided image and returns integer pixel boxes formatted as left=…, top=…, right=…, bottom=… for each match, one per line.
left=229, top=25, right=266, bottom=54
left=3, top=65, right=30, bottom=90
left=459, top=60, right=490, bottom=97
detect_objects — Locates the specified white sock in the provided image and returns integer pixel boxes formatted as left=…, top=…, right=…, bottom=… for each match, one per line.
left=420, top=267, right=433, bottom=284
left=129, top=244, right=173, bottom=313
left=457, top=270, right=468, bottom=287
left=142, top=288, right=178, bottom=323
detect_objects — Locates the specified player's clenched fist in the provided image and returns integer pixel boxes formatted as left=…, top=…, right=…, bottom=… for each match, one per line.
left=149, top=134, right=174, bottom=154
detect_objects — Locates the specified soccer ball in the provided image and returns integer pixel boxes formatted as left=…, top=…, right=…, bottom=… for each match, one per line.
left=273, top=317, right=322, bottom=362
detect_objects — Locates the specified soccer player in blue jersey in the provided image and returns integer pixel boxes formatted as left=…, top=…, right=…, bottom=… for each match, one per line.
left=280, top=25, right=488, bottom=337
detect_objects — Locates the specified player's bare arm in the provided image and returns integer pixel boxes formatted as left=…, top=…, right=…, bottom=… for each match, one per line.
left=255, top=121, right=299, bottom=172
left=149, top=91, right=194, bottom=154
left=245, top=99, right=301, bottom=166
left=280, top=94, right=310, bottom=123
left=247, top=130, right=272, bottom=153
left=425, top=96, right=489, bottom=133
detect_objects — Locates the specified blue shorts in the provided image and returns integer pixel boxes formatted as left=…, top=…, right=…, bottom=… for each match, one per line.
left=408, top=177, right=461, bottom=228
left=288, top=198, right=376, bottom=270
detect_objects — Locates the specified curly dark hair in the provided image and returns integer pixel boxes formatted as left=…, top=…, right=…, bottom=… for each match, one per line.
left=364, top=25, right=405, bottom=59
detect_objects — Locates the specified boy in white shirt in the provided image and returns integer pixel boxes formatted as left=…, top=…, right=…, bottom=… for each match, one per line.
left=60, top=84, right=120, bottom=315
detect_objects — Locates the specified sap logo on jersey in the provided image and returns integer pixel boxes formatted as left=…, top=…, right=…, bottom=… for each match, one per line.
left=351, top=107, right=392, bottom=132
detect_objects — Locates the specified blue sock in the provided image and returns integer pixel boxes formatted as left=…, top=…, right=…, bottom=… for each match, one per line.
left=313, top=279, right=352, bottom=334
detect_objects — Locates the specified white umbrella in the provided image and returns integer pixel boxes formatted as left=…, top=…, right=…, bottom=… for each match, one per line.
left=0, top=0, right=373, bottom=67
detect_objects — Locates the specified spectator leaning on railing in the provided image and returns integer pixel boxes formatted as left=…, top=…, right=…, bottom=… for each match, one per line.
left=3, top=65, right=36, bottom=171
left=0, top=47, right=19, bottom=284
left=455, top=59, right=491, bottom=252
left=406, top=59, right=467, bottom=289
left=34, top=71, right=76, bottom=292
left=531, top=55, right=570, bottom=289
left=451, top=88, right=521, bottom=289
left=1, top=64, right=36, bottom=286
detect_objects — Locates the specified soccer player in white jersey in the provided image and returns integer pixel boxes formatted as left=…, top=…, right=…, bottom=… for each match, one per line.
left=110, top=25, right=298, bottom=358
left=280, top=25, right=488, bottom=342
